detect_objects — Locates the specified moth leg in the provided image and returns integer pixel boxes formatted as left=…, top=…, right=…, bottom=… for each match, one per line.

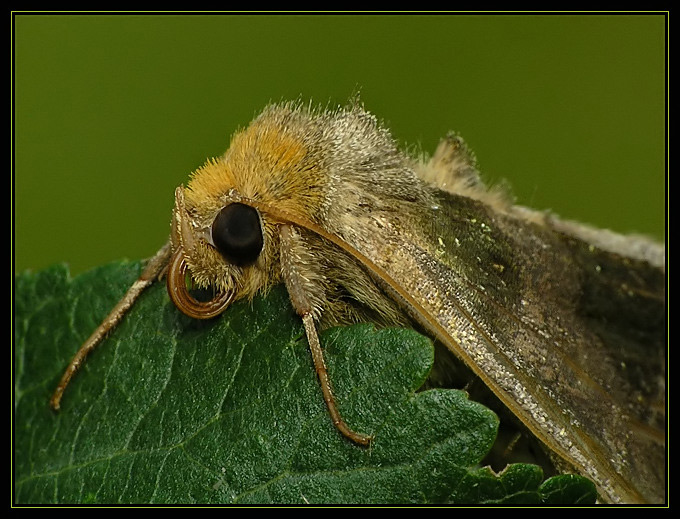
left=49, top=240, right=173, bottom=411
left=279, top=224, right=372, bottom=447
left=301, top=313, right=372, bottom=446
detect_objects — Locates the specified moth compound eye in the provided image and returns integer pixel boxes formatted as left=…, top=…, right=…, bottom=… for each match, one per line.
left=211, top=203, right=264, bottom=266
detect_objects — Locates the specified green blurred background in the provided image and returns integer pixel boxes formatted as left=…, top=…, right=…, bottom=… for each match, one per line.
left=14, top=13, right=666, bottom=276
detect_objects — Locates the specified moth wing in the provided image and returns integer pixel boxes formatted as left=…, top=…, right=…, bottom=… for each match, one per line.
left=388, top=191, right=666, bottom=504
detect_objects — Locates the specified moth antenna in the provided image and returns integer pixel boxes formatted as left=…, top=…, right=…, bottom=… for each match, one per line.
left=49, top=241, right=172, bottom=411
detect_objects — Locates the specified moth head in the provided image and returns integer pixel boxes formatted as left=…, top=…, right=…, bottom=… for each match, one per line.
left=165, top=107, right=326, bottom=319
left=166, top=183, right=281, bottom=320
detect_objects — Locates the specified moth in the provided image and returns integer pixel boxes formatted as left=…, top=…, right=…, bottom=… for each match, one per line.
left=50, top=101, right=666, bottom=504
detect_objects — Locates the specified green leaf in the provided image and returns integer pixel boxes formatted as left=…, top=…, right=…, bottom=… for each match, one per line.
left=540, top=474, right=598, bottom=505
left=14, top=261, right=596, bottom=504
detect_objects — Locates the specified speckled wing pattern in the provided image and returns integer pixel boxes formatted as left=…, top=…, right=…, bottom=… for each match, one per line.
left=343, top=187, right=665, bottom=504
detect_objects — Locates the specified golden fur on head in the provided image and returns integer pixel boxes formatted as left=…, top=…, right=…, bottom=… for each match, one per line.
left=179, top=105, right=325, bottom=299
left=186, top=104, right=330, bottom=221
left=178, top=103, right=342, bottom=304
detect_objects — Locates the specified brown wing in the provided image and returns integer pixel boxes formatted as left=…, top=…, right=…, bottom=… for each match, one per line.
left=391, top=191, right=666, bottom=503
